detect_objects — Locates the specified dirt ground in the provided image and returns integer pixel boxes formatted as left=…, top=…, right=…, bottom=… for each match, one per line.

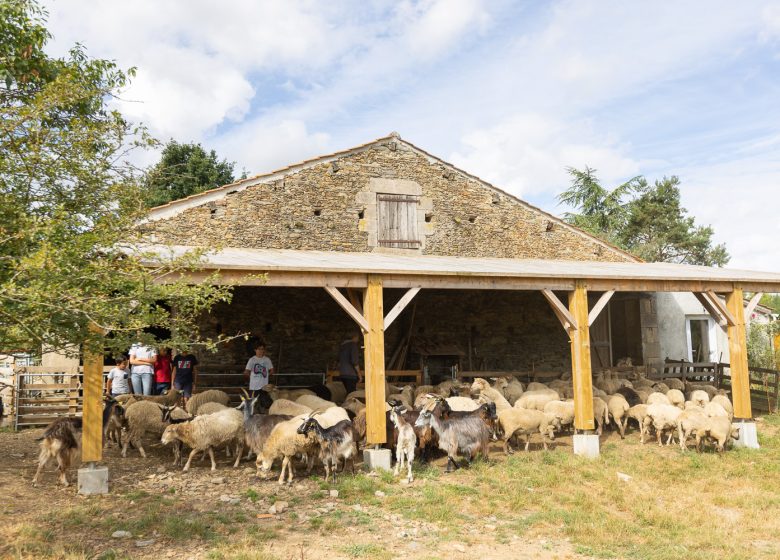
left=0, top=427, right=594, bottom=560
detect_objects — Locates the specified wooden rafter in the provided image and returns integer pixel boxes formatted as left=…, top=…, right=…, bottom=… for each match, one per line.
left=704, top=290, right=736, bottom=327
left=324, top=286, right=369, bottom=332
left=542, top=289, right=578, bottom=331
left=693, top=292, right=727, bottom=328
left=744, top=292, right=764, bottom=322
left=588, top=290, right=615, bottom=327
left=347, top=288, right=363, bottom=315
left=383, top=287, right=421, bottom=330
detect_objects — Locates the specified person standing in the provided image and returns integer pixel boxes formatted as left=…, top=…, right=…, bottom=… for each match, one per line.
left=172, top=349, right=199, bottom=404
left=154, top=347, right=173, bottom=394
left=337, top=333, right=363, bottom=395
left=129, top=341, right=156, bottom=396
left=106, top=357, right=131, bottom=397
left=244, top=342, right=274, bottom=397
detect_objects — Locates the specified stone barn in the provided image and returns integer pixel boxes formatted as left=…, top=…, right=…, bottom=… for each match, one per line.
left=131, top=132, right=780, bottom=457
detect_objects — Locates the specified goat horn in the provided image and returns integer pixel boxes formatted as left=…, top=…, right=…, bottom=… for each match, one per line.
left=241, top=388, right=249, bottom=397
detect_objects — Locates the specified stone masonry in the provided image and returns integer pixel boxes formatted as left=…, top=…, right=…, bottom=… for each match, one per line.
left=143, top=137, right=635, bottom=262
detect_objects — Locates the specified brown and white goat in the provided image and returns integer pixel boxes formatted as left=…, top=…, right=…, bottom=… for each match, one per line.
left=32, top=417, right=83, bottom=487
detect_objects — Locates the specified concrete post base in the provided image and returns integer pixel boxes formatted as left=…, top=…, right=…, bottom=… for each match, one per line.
left=733, top=421, right=759, bottom=449
left=77, top=465, right=109, bottom=495
left=573, top=434, right=600, bottom=458
left=363, top=448, right=392, bottom=472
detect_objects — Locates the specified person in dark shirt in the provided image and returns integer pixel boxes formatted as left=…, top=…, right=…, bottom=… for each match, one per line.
left=172, top=350, right=199, bottom=404
left=337, top=333, right=363, bottom=394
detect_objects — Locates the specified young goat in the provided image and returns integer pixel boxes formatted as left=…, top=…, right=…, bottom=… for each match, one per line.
left=32, top=417, right=83, bottom=487
left=414, top=395, right=491, bottom=473
left=389, top=406, right=416, bottom=483
left=296, top=415, right=358, bottom=483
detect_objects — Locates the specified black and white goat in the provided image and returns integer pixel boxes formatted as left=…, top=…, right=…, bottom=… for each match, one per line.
left=296, top=414, right=358, bottom=483
left=414, top=395, right=492, bottom=473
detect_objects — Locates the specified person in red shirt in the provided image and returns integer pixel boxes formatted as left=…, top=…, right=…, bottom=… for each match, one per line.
left=154, top=347, right=173, bottom=395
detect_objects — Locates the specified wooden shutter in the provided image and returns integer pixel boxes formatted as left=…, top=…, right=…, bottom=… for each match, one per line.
left=377, top=194, right=420, bottom=248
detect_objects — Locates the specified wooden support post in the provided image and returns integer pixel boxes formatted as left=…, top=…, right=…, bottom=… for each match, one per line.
left=541, top=289, right=578, bottom=331
left=726, top=286, right=752, bottom=420
left=81, top=336, right=105, bottom=463
left=588, top=290, right=615, bottom=327
left=569, top=281, right=595, bottom=431
left=693, top=292, right=727, bottom=328
left=363, top=275, right=387, bottom=444
left=704, top=290, right=736, bottom=327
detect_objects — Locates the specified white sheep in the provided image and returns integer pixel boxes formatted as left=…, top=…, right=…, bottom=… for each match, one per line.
left=703, top=401, right=729, bottom=418
left=121, top=401, right=169, bottom=459
left=257, top=415, right=318, bottom=484
left=635, top=387, right=654, bottom=403
left=445, top=396, right=480, bottom=412
left=696, top=416, right=740, bottom=452
left=526, top=382, right=549, bottom=392
left=592, top=397, right=610, bottom=435
left=688, top=390, right=710, bottom=408
left=268, top=399, right=313, bottom=417
left=676, top=407, right=708, bottom=451
left=665, top=389, right=685, bottom=409
left=663, top=378, right=686, bottom=391
left=626, top=404, right=649, bottom=438
left=161, top=407, right=245, bottom=471
left=185, top=389, right=231, bottom=415
left=607, top=395, right=630, bottom=438
left=646, top=392, right=671, bottom=406
left=514, top=390, right=559, bottom=412
left=542, top=400, right=575, bottom=431
left=501, top=377, right=525, bottom=404
left=470, top=378, right=512, bottom=411
left=497, top=408, right=560, bottom=453
left=387, top=386, right=414, bottom=409
left=296, top=394, right=337, bottom=411
left=342, top=396, right=365, bottom=415
left=642, top=403, right=682, bottom=446
left=711, top=394, right=733, bottom=419
left=196, top=402, right=228, bottom=415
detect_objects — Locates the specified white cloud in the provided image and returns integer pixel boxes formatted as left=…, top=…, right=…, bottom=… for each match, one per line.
left=400, top=0, right=491, bottom=58
left=450, top=114, right=641, bottom=197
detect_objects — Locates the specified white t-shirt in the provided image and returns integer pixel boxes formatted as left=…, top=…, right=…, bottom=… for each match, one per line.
left=129, top=344, right=156, bottom=375
left=245, top=355, right=273, bottom=391
left=108, top=367, right=131, bottom=395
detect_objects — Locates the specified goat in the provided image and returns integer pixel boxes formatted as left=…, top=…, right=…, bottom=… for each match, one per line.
left=32, top=417, right=83, bottom=487
left=103, top=398, right=126, bottom=448
left=414, top=395, right=491, bottom=473
left=297, top=415, right=358, bottom=483
left=237, top=394, right=292, bottom=460
left=390, top=406, right=416, bottom=483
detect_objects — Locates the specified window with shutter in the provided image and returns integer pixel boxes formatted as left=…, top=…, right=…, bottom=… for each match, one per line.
left=376, top=194, right=421, bottom=248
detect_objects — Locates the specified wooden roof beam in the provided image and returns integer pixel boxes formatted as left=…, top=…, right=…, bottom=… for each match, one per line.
left=744, top=292, right=764, bottom=323
left=324, top=286, right=369, bottom=333
left=542, top=289, right=578, bottom=332
left=704, top=290, right=736, bottom=327
left=384, top=287, right=421, bottom=330
left=588, top=290, right=615, bottom=327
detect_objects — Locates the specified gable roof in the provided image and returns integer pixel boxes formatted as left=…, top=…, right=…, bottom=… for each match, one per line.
left=146, top=133, right=640, bottom=262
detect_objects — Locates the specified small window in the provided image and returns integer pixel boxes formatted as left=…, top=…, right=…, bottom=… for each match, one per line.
left=377, top=193, right=421, bottom=249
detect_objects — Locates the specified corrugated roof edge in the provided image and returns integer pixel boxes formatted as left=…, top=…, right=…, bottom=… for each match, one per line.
left=145, top=132, right=640, bottom=263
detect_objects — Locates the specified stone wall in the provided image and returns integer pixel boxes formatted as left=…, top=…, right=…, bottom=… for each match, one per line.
left=193, top=287, right=570, bottom=379
left=144, top=140, right=633, bottom=262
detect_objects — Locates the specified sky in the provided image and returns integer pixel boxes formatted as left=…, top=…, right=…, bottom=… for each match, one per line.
left=45, top=0, right=780, bottom=271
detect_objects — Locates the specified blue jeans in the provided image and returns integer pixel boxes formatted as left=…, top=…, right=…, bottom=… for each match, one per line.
left=155, top=382, right=171, bottom=395
left=131, top=372, right=153, bottom=395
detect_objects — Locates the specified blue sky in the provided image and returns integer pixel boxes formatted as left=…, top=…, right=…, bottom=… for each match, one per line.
left=46, top=1, right=780, bottom=270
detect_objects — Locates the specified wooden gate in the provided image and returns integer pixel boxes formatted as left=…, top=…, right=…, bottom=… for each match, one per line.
left=13, top=366, right=111, bottom=429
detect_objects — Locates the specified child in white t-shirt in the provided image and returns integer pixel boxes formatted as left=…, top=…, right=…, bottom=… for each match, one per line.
left=106, top=358, right=131, bottom=396
left=244, top=342, right=274, bottom=396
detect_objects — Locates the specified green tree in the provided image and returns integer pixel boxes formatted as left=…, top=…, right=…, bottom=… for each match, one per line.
left=144, top=140, right=236, bottom=207
left=0, top=0, right=237, bottom=356
left=559, top=168, right=730, bottom=266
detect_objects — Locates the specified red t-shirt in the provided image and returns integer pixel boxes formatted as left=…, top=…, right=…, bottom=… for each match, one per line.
left=154, top=355, right=172, bottom=383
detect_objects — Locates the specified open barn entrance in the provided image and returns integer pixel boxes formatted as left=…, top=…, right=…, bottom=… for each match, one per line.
left=193, top=287, right=577, bottom=397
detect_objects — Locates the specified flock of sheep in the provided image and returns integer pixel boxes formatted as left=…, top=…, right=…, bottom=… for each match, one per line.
left=30, top=370, right=743, bottom=487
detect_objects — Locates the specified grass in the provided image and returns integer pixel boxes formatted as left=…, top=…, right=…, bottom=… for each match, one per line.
left=4, top=416, right=780, bottom=560
left=340, top=543, right=389, bottom=558
left=381, top=417, right=780, bottom=560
